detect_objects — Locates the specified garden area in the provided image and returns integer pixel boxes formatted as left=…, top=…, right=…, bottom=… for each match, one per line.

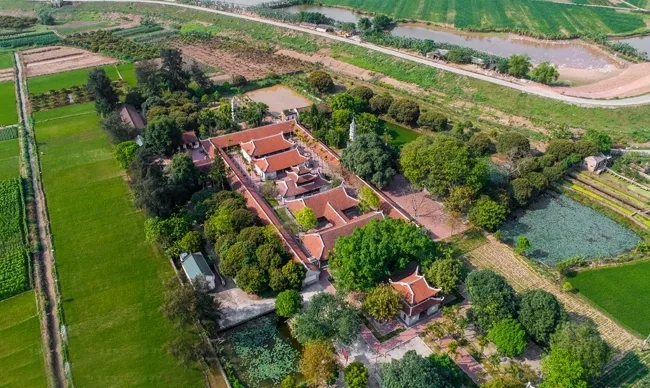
left=500, top=193, right=641, bottom=266
left=0, top=135, right=19, bottom=181
left=0, top=178, right=28, bottom=301
left=0, top=291, right=47, bottom=388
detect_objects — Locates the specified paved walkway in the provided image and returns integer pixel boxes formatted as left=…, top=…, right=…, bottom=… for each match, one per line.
left=77, top=0, right=650, bottom=107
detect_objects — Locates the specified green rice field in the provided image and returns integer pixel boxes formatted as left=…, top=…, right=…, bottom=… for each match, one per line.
left=0, top=138, right=19, bottom=181
left=0, top=81, right=18, bottom=126
left=0, top=52, right=13, bottom=69
left=319, top=0, right=647, bottom=37
left=27, top=63, right=136, bottom=95
left=0, top=291, right=47, bottom=388
left=572, top=261, right=650, bottom=337
left=33, top=102, right=203, bottom=387
left=501, top=194, right=640, bottom=265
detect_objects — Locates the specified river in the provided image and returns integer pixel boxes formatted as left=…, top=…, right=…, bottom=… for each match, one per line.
left=284, top=4, right=619, bottom=70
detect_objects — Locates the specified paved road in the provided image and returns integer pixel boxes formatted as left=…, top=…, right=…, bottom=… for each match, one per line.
left=74, top=0, right=650, bottom=107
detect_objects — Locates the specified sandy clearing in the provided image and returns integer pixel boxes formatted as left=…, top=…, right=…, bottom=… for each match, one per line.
left=21, top=46, right=119, bottom=78
left=557, top=62, right=650, bottom=99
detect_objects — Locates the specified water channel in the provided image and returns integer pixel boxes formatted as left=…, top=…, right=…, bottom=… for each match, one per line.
left=619, top=35, right=650, bottom=56
left=285, top=4, right=620, bottom=70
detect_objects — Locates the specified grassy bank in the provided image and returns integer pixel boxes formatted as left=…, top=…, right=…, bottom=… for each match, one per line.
left=0, top=291, right=47, bottom=388
left=33, top=101, right=203, bottom=387
left=27, top=63, right=136, bottom=94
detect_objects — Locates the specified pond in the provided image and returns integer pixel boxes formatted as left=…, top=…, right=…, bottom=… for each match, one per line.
left=379, top=119, right=421, bottom=149
left=245, top=85, right=312, bottom=116
left=617, top=35, right=650, bottom=56
left=221, top=314, right=305, bottom=387
left=501, top=194, right=640, bottom=266
left=284, top=5, right=618, bottom=69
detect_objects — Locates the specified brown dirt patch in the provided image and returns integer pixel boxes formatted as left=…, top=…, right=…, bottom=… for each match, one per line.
left=0, top=68, right=14, bottom=82
left=174, top=38, right=307, bottom=80
left=21, top=46, right=119, bottom=78
left=557, top=62, right=650, bottom=99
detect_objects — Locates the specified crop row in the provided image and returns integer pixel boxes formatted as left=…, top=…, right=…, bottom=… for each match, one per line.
left=0, top=31, right=60, bottom=49
left=113, top=25, right=163, bottom=37
left=65, top=30, right=162, bottom=61
left=0, top=178, right=25, bottom=256
left=0, top=126, right=18, bottom=141
left=0, top=248, right=28, bottom=300
left=133, top=30, right=179, bottom=43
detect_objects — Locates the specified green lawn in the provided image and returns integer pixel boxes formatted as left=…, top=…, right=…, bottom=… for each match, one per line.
left=0, top=138, right=19, bottom=180
left=0, top=52, right=13, bottom=69
left=572, top=261, right=650, bottom=337
left=27, top=64, right=134, bottom=95
left=380, top=119, right=421, bottom=149
left=33, top=103, right=203, bottom=387
left=320, top=0, right=647, bottom=37
left=0, top=81, right=18, bottom=126
left=0, top=291, right=47, bottom=388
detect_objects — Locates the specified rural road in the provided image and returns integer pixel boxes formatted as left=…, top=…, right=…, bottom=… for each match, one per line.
left=73, top=0, right=650, bottom=108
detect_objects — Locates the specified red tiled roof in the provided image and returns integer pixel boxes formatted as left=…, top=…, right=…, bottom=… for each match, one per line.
left=277, top=172, right=329, bottom=198
left=292, top=165, right=312, bottom=175
left=254, top=148, right=308, bottom=173
left=209, top=121, right=295, bottom=149
left=390, top=267, right=442, bottom=306
left=119, top=104, right=145, bottom=130
left=182, top=131, right=199, bottom=144
left=285, top=187, right=359, bottom=226
left=240, top=132, right=293, bottom=158
left=301, top=211, right=384, bottom=261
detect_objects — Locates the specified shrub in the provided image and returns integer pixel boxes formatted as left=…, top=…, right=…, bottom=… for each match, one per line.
left=275, top=289, right=303, bottom=318
left=114, top=141, right=139, bottom=169
left=388, top=99, right=420, bottom=125
left=417, top=111, right=447, bottom=131
left=362, top=284, right=401, bottom=323
left=344, top=361, right=369, bottom=388
left=294, top=206, right=317, bottom=231
left=179, top=231, right=204, bottom=253
left=369, top=94, right=393, bottom=114
left=468, top=196, right=507, bottom=232
left=488, top=318, right=528, bottom=357
left=308, top=70, right=334, bottom=92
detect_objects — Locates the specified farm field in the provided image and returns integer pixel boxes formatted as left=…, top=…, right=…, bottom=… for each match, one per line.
left=0, top=178, right=28, bottom=301
left=27, top=63, right=135, bottom=94
left=572, top=261, right=650, bottom=337
left=0, top=137, right=19, bottom=181
left=0, top=81, right=18, bottom=125
left=501, top=193, right=640, bottom=265
left=32, top=102, right=203, bottom=387
left=318, top=0, right=647, bottom=37
left=0, top=291, right=47, bottom=388
left=0, top=52, right=13, bottom=69
left=22, top=46, right=120, bottom=78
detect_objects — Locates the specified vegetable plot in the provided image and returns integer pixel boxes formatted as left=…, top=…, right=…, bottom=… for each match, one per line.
left=0, top=178, right=27, bottom=300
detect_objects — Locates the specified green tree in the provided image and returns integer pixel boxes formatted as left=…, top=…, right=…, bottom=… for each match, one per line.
left=38, top=10, right=55, bottom=25
left=467, top=133, right=493, bottom=156
left=357, top=17, right=372, bottom=31
left=359, top=185, right=380, bottom=211
left=372, top=14, right=394, bottom=31
left=425, top=258, right=464, bottom=294
left=586, top=129, right=613, bottom=153
left=329, top=92, right=364, bottom=112
left=369, top=94, right=393, bottom=114
left=275, top=289, right=303, bottom=318
left=162, top=277, right=221, bottom=336
left=169, top=153, right=202, bottom=200
left=342, top=133, right=397, bottom=188
left=87, top=67, right=119, bottom=116
left=549, top=322, right=610, bottom=378
left=281, top=260, right=306, bottom=291
left=381, top=350, right=453, bottom=388
left=518, top=289, right=565, bottom=345
left=488, top=318, right=528, bottom=357
left=515, top=236, right=532, bottom=255
left=292, top=293, right=362, bottom=345
left=355, top=112, right=380, bottom=135
left=281, top=375, right=296, bottom=388
left=400, top=134, right=487, bottom=197
left=418, top=111, right=448, bottom=131
left=530, top=62, right=560, bottom=85
left=349, top=86, right=374, bottom=102
left=508, top=55, right=532, bottom=78
left=362, top=284, right=401, bottom=323
left=237, top=266, right=268, bottom=294
left=388, top=99, right=420, bottom=125
left=466, top=269, right=519, bottom=331
left=344, top=361, right=369, bottom=388
left=541, top=349, right=588, bottom=388
left=546, top=139, right=575, bottom=161
left=468, top=196, right=508, bottom=232
left=179, top=231, right=204, bottom=253
left=241, top=101, right=269, bottom=127
left=510, top=177, right=533, bottom=206
left=231, top=74, right=247, bottom=86
left=330, top=218, right=437, bottom=291
left=144, top=212, right=192, bottom=248
left=497, top=132, right=530, bottom=160
left=160, top=48, right=189, bottom=91
left=136, top=60, right=162, bottom=96
left=208, top=156, right=229, bottom=191
left=300, top=341, right=338, bottom=387
left=114, top=141, right=139, bottom=169
left=144, top=116, right=182, bottom=155
left=308, top=70, right=334, bottom=93
left=443, top=185, right=476, bottom=214
left=102, top=112, right=138, bottom=144
left=189, top=62, right=212, bottom=91
left=295, top=206, right=318, bottom=231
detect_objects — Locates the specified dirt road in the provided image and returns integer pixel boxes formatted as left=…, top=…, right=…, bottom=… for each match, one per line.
left=75, top=0, right=650, bottom=107
left=14, top=53, right=66, bottom=388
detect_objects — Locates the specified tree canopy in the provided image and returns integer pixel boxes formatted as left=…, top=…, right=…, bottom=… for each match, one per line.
left=344, top=361, right=369, bottom=388
left=292, top=292, right=362, bottom=345
left=87, top=68, right=118, bottom=116
left=275, top=289, right=303, bottom=318
left=530, top=62, right=560, bottom=85
left=330, top=218, right=437, bottom=291
left=518, top=289, right=565, bottom=345
left=381, top=350, right=454, bottom=388
left=508, top=55, right=532, bottom=78
left=362, top=284, right=402, bottom=323
left=549, top=321, right=610, bottom=379
left=300, top=341, right=338, bottom=387
left=424, top=258, right=464, bottom=294
left=308, top=70, right=334, bottom=93
left=295, top=206, right=317, bottom=231
left=144, top=116, right=182, bottom=155
left=497, top=132, right=530, bottom=160
left=487, top=318, right=528, bottom=357
left=342, top=133, right=397, bottom=188
left=541, top=349, right=588, bottom=388
left=466, top=269, right=519, bottom=331
left=388, top=99, right=420, bottom=125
